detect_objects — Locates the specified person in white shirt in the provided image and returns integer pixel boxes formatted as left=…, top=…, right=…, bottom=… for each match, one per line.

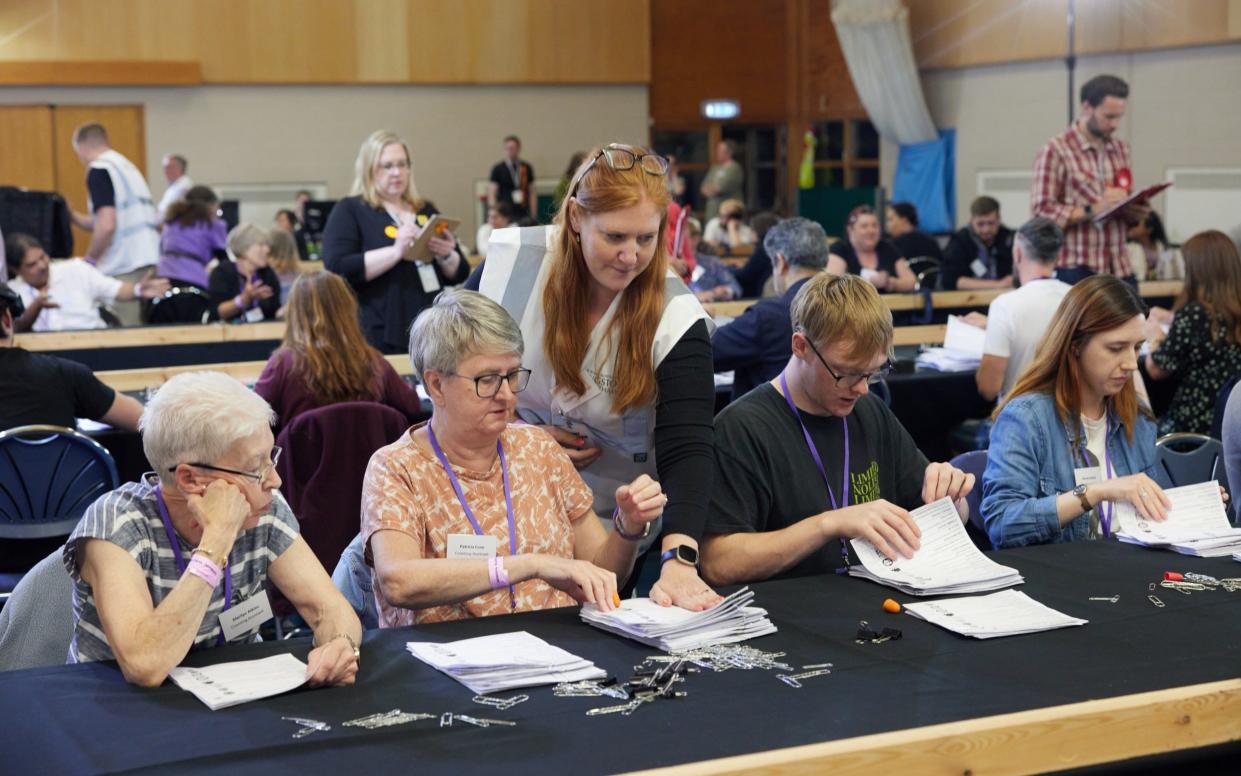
left=702, top=199, right=757, bottom=253
left=156, top=153, right=194, bottom=219
left=971, top=217, right=1070, bottom=402
left=5, top=233, right=168, bottom=333
left=475, top=201, right=515, bottom=259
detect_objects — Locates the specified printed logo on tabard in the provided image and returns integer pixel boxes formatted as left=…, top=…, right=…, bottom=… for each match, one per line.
left=851, top=461, right=880, bottom=504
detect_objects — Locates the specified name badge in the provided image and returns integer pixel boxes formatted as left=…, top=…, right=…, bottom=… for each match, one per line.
left=218, top=593, right=274, bottom=642
left=244, top=306, right=265, bottom=323
left=1074, top=466, right=1103, bottom=488
left=970, top=258, right=989, bottom=277
left=447, top=533, right=497, bottom=559
left=417, top=262, right=441, bottom=293
left=511, top=190, right=524, bottom=205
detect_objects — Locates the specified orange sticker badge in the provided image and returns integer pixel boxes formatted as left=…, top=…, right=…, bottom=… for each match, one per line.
left=384, top=224, right=398, bottom=239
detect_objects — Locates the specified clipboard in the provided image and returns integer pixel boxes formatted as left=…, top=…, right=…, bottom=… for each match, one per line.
left=1093, top=181, right=1171, bottom=222
left=403, top=215, right=461, bottom=262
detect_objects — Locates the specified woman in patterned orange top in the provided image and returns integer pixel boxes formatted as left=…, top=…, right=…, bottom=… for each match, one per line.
left=360, top=288, right=667, bottom=626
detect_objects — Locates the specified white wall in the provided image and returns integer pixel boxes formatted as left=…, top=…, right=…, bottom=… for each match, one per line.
left=0, top=84, right=649, bottom=236
left=881, top=43, right=1241, bottom=237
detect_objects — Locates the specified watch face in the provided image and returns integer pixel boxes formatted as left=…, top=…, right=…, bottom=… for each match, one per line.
left=677, top=545, right=699, bottom=565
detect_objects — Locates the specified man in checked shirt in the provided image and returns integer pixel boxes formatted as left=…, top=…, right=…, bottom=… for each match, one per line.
left=1031, top=74, right=1150, bottom=285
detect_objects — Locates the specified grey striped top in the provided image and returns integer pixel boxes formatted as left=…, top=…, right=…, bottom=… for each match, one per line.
left=63, top=475, right=300, bottom=663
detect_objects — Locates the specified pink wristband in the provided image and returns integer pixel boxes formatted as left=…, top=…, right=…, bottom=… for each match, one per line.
left=83, top=255, right=97, bottom=266
left=187, top=554, right=223, bottom=588
left=233, top=294, right=245, bottom=310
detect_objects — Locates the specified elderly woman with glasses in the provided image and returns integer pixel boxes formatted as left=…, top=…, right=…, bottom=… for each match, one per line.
left=360, top=289, right=666, bottom=626
left=322, top=130, right=469, bottom=354
left=64, top=371, right=362, bottom=687
left=478, top=143, right=721, bottom=612
left=701, top=273, right=975, bottom=584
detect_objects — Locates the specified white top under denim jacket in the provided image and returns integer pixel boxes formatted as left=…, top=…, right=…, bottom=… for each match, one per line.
left=980, top=392, right=1169, bottom=548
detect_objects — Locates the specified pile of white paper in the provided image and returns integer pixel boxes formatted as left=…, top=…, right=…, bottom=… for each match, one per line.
left=580, top=587, right=776, bottom=652
left=169, top=653, right=309, bottom=711
left=914, top=316, right=985, bottom=372
left=406, top=631, right=605, bottom=695
left=848, top=497, right=1024, bottom=596
left=1115, top=481, right=1241, bottom=557
left=904, top=590, right=1088, bottom=639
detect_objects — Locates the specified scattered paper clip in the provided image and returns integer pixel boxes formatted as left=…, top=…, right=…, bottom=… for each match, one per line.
left=776, top=668, right=833, bottom=688
left=342, top=710, right=435, bottom=730
left=472, top=693, right=528, bottom=710
left=1148, top=594, right=1165, bottom=608
left=282, top=716, right=330, bottom=739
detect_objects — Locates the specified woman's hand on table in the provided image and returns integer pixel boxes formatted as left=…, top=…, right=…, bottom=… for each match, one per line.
left=534, top=555, right=620, bottom=611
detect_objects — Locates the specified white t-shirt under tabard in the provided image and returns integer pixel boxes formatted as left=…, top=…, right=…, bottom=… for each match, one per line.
left=1081, top=411, right=1110, bottom=539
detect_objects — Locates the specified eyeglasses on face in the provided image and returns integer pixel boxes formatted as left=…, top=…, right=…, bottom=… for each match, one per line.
left=377, top=160, right=411, bottom=173
left=802, top=336, right=891, bottom=389
left=169, top=446, right=283, bottom=484
left=447, top=368, right=533, bottom=399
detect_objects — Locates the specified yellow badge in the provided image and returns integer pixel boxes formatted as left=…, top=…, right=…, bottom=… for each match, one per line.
left=416, top=214, right=429, bottom=226
left=384, top=224, right=398, bottom=239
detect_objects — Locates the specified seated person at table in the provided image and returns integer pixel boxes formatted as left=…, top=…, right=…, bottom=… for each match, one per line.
left=267, top=228, right=303, bottom=308
left=64, top=371, right=361, bottom=686
left=982, top=276, right=1171, bottom=549
left=254, top=271, right=424, bottom=436
left=1126, top=210, right=1182, bottom=281
left=827, top=206, right=916, bottom=292
left=885, top=202, right=942, bottom=263
left=1144, top=230, right=1241, bottom=435
left=703, top=199, right=757, bottom=254
left=209, top=223, right=281, bottom=323
left=701, top=273, right=975, bottom=584
left=973, top=217, right=1070, bottom=402
left=941, top=196, right=1015, bottom=291
left=713, top=217, right=827, bottom=403
left=157, top=185, right=228, bottom=292
left=475, top=201, right=515, bottom=259
left=0, top=285, right=143, bottom=432
left=732, top=211, right=781, bottom=299
left=6, top=233, right=168, bottom=332
left=362, top=289, right=666, bottom=626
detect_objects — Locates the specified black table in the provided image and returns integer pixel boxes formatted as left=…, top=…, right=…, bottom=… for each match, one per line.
left=3, top=542, right=1239, bottom=774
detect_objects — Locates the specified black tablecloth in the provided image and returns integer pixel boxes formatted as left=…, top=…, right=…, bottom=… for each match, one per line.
left=2, top=542, right=1239, bottom=774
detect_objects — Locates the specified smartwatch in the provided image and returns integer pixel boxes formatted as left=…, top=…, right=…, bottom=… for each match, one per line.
left=660, top=545, right=699, bottom=567
left=1082, top=203, right=1094, bottom=220
left=1072, top=483, right=1092, bottom=512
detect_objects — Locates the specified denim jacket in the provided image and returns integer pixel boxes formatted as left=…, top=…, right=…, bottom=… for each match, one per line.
left=981, top=392, right=1168, bottom=548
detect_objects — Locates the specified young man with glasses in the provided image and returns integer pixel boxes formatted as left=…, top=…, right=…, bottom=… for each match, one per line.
left=701, top=273, right=975, bottom=584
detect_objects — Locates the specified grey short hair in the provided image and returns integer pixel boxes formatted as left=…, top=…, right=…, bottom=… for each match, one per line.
left=228, top=223, right=269, bottom=260
left=141, top=372, right=276, bottom=485
left=1016, top=217, right=1063, bottom=265
left=763, top=217, right=828, bottom=270
left=408, top=289, right=524, bottom=380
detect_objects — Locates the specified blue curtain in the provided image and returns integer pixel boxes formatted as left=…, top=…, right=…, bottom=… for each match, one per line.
left=893, top=128, right=955, bottom=233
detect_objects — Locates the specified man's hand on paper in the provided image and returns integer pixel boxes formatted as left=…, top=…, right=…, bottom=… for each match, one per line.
left=828, top=500, right=921, bottom=561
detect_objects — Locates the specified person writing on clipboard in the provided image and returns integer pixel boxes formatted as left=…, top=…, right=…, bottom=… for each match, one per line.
left=323, top=130, right=469, bottom=354
left=1031, top=74, right=1153, bottom=286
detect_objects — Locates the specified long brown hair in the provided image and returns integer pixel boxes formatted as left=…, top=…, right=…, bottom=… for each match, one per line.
left=997, top=275, right=1149, bottom=443
left=543, top=145, right=671, bottom=413
left=164, top=185, right=218, bottom=228
left=280, top=272, right=382, bottom=404
left=1176, top=230, right=1241, bottom=345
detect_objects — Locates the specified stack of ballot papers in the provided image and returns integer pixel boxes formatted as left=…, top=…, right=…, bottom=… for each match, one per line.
left=904, top=590, right=1088, bottom=639
left=914, top=316, right=985, bottom=372
left=169, top=653, right=309, bottom=710
left=406, top=631, right=604, bottom=694
left=848, top=497, right=1024, bottom=595
left=1115, top=481, right=1241, bottom=557
left=580, top=587, right=776, bottom=651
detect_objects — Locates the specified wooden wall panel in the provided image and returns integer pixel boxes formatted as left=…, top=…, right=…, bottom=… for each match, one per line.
left=0, top=105, right=56, bottom=190
left=799, top=0, right=865, bottom=120
left=0, top=0, right=650, bottom=84
left=50, top=106, right=146, bottom=256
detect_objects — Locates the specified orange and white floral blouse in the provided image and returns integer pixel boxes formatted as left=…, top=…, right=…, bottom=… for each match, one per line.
left=361, top=422, right=595, bottom=626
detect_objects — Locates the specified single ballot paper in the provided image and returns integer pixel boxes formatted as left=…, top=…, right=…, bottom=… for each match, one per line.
left=169, top=653, right=308, bottom=711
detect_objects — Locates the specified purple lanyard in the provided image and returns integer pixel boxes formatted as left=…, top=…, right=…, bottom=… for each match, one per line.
left=1077, top=419, right=1116, bottom=538
left=779, top=372, right=851, bottom=569
left=427, top=423, right=518, bottom=609
left=154, top=486, right=232, bottom=646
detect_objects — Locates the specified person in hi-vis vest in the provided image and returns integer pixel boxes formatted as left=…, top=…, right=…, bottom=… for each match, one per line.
left=480, top=143, right=722, bottom=611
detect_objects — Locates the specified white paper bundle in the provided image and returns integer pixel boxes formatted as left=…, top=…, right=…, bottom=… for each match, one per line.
left=169, top=653, right=308, bottom=711
left=904, top=589, right=1087, bottom=639
left=1115, top=482, right=1241, bottom=557
left=580, top=587, right=776, bottom=652
left=405, top=631, right=605, bottom=695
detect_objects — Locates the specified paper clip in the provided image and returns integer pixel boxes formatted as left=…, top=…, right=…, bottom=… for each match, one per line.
left=282, top=716, right=330, bottom=739
left=1148, top=594, right=1165, bottom=608
left=472, top=694, right=528, bottom=710
left=454, top=714, right=517, bottom=728
left=439, top=712, right=454, bottom=727
left=776, top=668, right=833, bottom=688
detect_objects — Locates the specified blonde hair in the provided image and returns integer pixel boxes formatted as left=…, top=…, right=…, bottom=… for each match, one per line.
left=790, top=273, right=893, bottom=361
left=267, top=228, right=300, bottom=276
left=350, top=130, right=423, bottom=211
left=228, top=223, right=269, bottom=261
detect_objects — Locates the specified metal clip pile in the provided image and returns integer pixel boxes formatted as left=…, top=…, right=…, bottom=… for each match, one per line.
left=553, top=679, right=630, bottom=700
left=1161, top=580, right=1207, bottom=595
left=585, top=658, right=692, bottom=717
left=472, top=694, right=529, bottom=711
left=342, top=710, right=436, bottom=730
left=667, top=644, right=793, bottom=673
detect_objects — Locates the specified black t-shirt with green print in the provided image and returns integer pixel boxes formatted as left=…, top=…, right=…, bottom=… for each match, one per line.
left=707, top=383, right=929, bottom=580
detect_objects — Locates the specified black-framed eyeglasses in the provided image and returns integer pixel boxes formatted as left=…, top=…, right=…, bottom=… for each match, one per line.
left=169, top=446, right=283, bottom=484
left=570, top=144, right=669, bottom=198
left=447, top=368, right=532, bottom=399
left=803, top=337, right=891, bottom=389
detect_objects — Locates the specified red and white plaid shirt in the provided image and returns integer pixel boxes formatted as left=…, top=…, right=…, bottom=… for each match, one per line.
left=1031, top=123, right=1132, bottom=276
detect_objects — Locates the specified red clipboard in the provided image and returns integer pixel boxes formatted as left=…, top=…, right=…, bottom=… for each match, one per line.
left=1093, top=181, right=1172, bottom=222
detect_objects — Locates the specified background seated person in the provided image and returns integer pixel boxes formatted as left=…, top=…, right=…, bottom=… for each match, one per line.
left=209, top=223, right=280, bottom=323
left=157, top=185, right=227, bottom=292
left=254, top=271, right=424, bottom=436
left=363, top=290, right=667, bottom=627
left=732, top=212, right=782, bottom=299
left=476, top=202, right=515, bottom=259
left=885, top=202, right=942, bottom=263
left=267, top=228, right=303, bottom=308
left=6, top=233, right=167, bottom=332
left=688, top=229, right=743, bottom=304
left=941, top=196, right=1015, bottom=290
left=1126, top=210, right=1182, bottom=281
left=827, top=206, right=916, bottom=292
left=703, top=199, right=757, bottom=254
left=273, top=208, right=310, bottom=261
left=982, top=276, right=1171, bottom=549
left=974, top=217, right=1071, bottom=402
left=0, top=285, right=142, bottom=432
left=64, top=371, right=361, bottom=686
left=701, top=273, right=974, bottom=585
left=713, top=217, right=827, bottom=403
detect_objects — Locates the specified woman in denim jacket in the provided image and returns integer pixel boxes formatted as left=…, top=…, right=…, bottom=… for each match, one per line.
left=982, top=276, right=1172, bottom=548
